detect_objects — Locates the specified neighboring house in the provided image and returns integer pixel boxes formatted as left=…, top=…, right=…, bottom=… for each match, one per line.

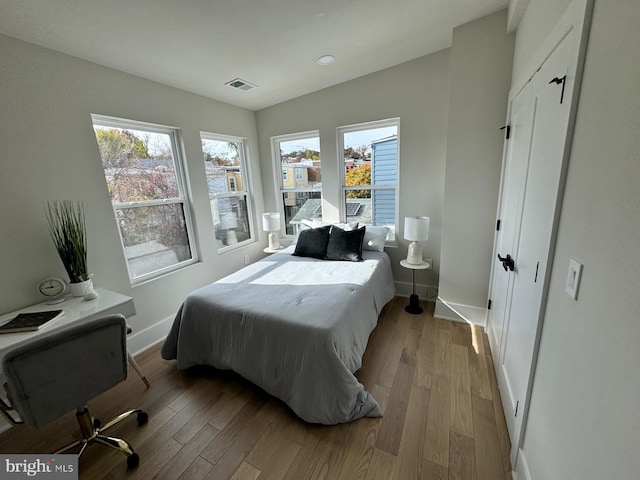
left=225, top=166, right=243, bottom=192
left=205, top=163, right=249, bottom=245
left=370, top=135, right=397, bottom=227
left=282, top=161, right=318, bottom=187
left=205, top=164, right=244, bottom=194
left=280, top=159, right=321, bottom=222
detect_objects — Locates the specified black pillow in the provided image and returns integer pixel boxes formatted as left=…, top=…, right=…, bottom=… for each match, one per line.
left=325, top=225, right=366, bottom=262
left=293, top=225, right=331, bottom=259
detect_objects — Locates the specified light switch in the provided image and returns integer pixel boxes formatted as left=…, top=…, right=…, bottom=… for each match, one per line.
left=565, top=257, right=583, bottom=300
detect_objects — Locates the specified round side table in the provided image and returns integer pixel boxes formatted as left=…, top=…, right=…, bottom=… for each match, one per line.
left=400, top=259, right=430, bottom=314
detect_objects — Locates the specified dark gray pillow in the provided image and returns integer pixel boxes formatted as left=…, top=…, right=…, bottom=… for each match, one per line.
left=325, top=225, right=366, bottom=262
left=293, top=225, right=331, bottom=259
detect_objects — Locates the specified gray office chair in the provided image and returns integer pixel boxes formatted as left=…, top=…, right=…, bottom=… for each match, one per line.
left=0, top=314, right=147, bottom=469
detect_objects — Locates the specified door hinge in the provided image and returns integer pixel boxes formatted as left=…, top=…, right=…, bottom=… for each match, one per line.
left=496, top=219, right=501, bottom=231
left=487, top=299, right=492, bottom=310
left=515, top=400, right=520, bottom=417
left=500, top=125, right=511, bottom=139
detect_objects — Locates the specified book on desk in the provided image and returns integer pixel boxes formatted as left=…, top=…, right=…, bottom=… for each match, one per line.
left=0, top=310, right=65, bottom=334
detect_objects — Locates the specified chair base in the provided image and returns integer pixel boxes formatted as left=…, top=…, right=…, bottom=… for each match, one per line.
left=54, top=407, right=147, bottom=469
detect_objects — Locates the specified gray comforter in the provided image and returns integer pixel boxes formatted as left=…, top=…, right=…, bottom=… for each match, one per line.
left=161, top=247, right=395, bottom=424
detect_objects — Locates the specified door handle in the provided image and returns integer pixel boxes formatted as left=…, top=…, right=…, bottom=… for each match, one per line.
left=497, top=253, right=515, bottom=272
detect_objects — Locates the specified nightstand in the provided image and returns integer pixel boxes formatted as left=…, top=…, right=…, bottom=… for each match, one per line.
left=400, top=259, right=430, bottom=314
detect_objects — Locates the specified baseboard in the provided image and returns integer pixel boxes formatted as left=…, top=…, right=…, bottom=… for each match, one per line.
left=127, top=313, right=175, bottom=356
left=512, top=449, right=532, bottom=480
left=434, top=297, right=487, bottom=326
left=394, top=281, right=439, bottom=302
left=0, top=413, right=10, bottom=434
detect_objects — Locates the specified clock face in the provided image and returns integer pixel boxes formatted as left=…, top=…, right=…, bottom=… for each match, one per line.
left=38, top=277, right=67, bottom=297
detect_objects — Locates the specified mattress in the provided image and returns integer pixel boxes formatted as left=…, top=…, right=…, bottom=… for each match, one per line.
left=161, top=246, right=395, bottom=424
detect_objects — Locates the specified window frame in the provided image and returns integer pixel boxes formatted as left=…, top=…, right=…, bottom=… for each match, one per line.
left=91, top=114, right=198, bottom=284
left=271, top=130, right=322, bottom=238
left=337, top=118, right=400, bottom=243
left=200, top=131, right=255, bottom=253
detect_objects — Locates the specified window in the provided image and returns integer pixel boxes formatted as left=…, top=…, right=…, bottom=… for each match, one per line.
left=339, top=119, right=399, bottom=241
left=91, top=115, right=196, bottom=283
left=272, top=132, right=321, bottom=236
left=201, top=132, right=253, bottom=250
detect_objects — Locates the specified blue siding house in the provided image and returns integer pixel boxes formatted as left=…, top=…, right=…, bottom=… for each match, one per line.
left=371, top=136, right=397, bottom=227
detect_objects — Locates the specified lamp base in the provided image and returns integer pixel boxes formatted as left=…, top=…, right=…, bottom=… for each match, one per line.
left=406, top=241, right=423, bottom=265
left=268, top=232, right=280, bottom=250
left=405, top=294, right=423, bottom=315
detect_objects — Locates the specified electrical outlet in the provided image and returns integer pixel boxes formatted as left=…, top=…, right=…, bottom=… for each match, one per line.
left=424, top=258, right=433, bottom=270
left=244, top=255, right=250, bottom=265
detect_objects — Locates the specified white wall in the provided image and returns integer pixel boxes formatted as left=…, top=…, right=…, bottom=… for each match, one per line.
left=255, top=52, right=451, bottom=292
left=437, top=10, right=514, bottom=323
left=0, top=34, right=265, bottom=346
left=511, top=0, right=640, bottom=478
left=510, top=0, right=572, bottom=84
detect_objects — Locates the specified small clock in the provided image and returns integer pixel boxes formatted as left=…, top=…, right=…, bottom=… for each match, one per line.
left=38, top=277, right=68, bottom=304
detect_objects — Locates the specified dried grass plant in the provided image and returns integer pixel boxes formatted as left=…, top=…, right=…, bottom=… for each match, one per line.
left=45, top=200, right=89, bottom=284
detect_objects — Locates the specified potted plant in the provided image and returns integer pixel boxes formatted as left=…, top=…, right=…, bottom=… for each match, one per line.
left=45, top=200, right=91, bottom=297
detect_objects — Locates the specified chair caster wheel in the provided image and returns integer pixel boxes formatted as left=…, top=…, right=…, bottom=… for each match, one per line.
left=93, top=418, right=102, bottom=429
left=137, top=411, right=148, bottom=426
left=127, top=453, right=140, bottom=469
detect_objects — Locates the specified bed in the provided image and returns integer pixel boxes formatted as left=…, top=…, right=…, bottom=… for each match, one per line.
left=161, top=238, right=395, bottom=425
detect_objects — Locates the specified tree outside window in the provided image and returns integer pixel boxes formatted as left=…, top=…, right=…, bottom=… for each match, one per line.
left=92, top=116, right=196, bottom=282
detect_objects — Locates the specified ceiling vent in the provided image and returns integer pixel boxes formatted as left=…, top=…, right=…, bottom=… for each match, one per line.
left=225, top=78, right=257, bottom=91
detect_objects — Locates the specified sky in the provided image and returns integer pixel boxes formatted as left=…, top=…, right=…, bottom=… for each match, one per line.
left=280, top=126, right=397, bottom=155
left=104, top=124, right=397, bottom=160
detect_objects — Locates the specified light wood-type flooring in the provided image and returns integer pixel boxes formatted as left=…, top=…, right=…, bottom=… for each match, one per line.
left=0, top=297, right=512, bottom=479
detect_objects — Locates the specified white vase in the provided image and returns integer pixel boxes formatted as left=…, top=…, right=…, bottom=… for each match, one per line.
left=69, top=278, right=92, bottom=297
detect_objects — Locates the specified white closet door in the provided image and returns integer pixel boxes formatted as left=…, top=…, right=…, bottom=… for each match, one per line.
left=486, top=80, right=534, bottom=364
left=486, top=0, right=593, bottom=467
left=497, top=29, right=578, bottom=463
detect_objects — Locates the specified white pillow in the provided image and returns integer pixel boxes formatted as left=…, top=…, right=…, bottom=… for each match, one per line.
left=363, top=226, right=389, bottom=252
left=291, top=223, right=310, bottom=245
left=300, top=219, right=358, bottom=230
left=301, top=219, right=329, bottom=229
left=291, top=220, right=326, bottom=245
left=332, top=222, right=358, bottom=231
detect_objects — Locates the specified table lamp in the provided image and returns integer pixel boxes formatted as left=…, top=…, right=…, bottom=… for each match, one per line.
left=262, top=212, right=281, bottom=250
left=404, top=216, right=429, bottom=265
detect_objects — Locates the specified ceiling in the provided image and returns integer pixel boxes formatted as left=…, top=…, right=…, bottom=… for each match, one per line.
left=0, top=0, right=510, bottom=111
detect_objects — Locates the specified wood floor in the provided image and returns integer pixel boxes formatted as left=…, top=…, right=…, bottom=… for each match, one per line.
left=0, top=297, right=512, bottom=479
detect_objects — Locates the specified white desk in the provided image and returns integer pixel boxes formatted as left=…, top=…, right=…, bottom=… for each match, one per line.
left=0, top=288, right=148, bottom=387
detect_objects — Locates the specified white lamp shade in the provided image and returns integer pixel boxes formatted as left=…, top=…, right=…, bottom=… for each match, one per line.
left=404, top=216, right=430, bottom=241
left=262, top=212, right=281, bottom=232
